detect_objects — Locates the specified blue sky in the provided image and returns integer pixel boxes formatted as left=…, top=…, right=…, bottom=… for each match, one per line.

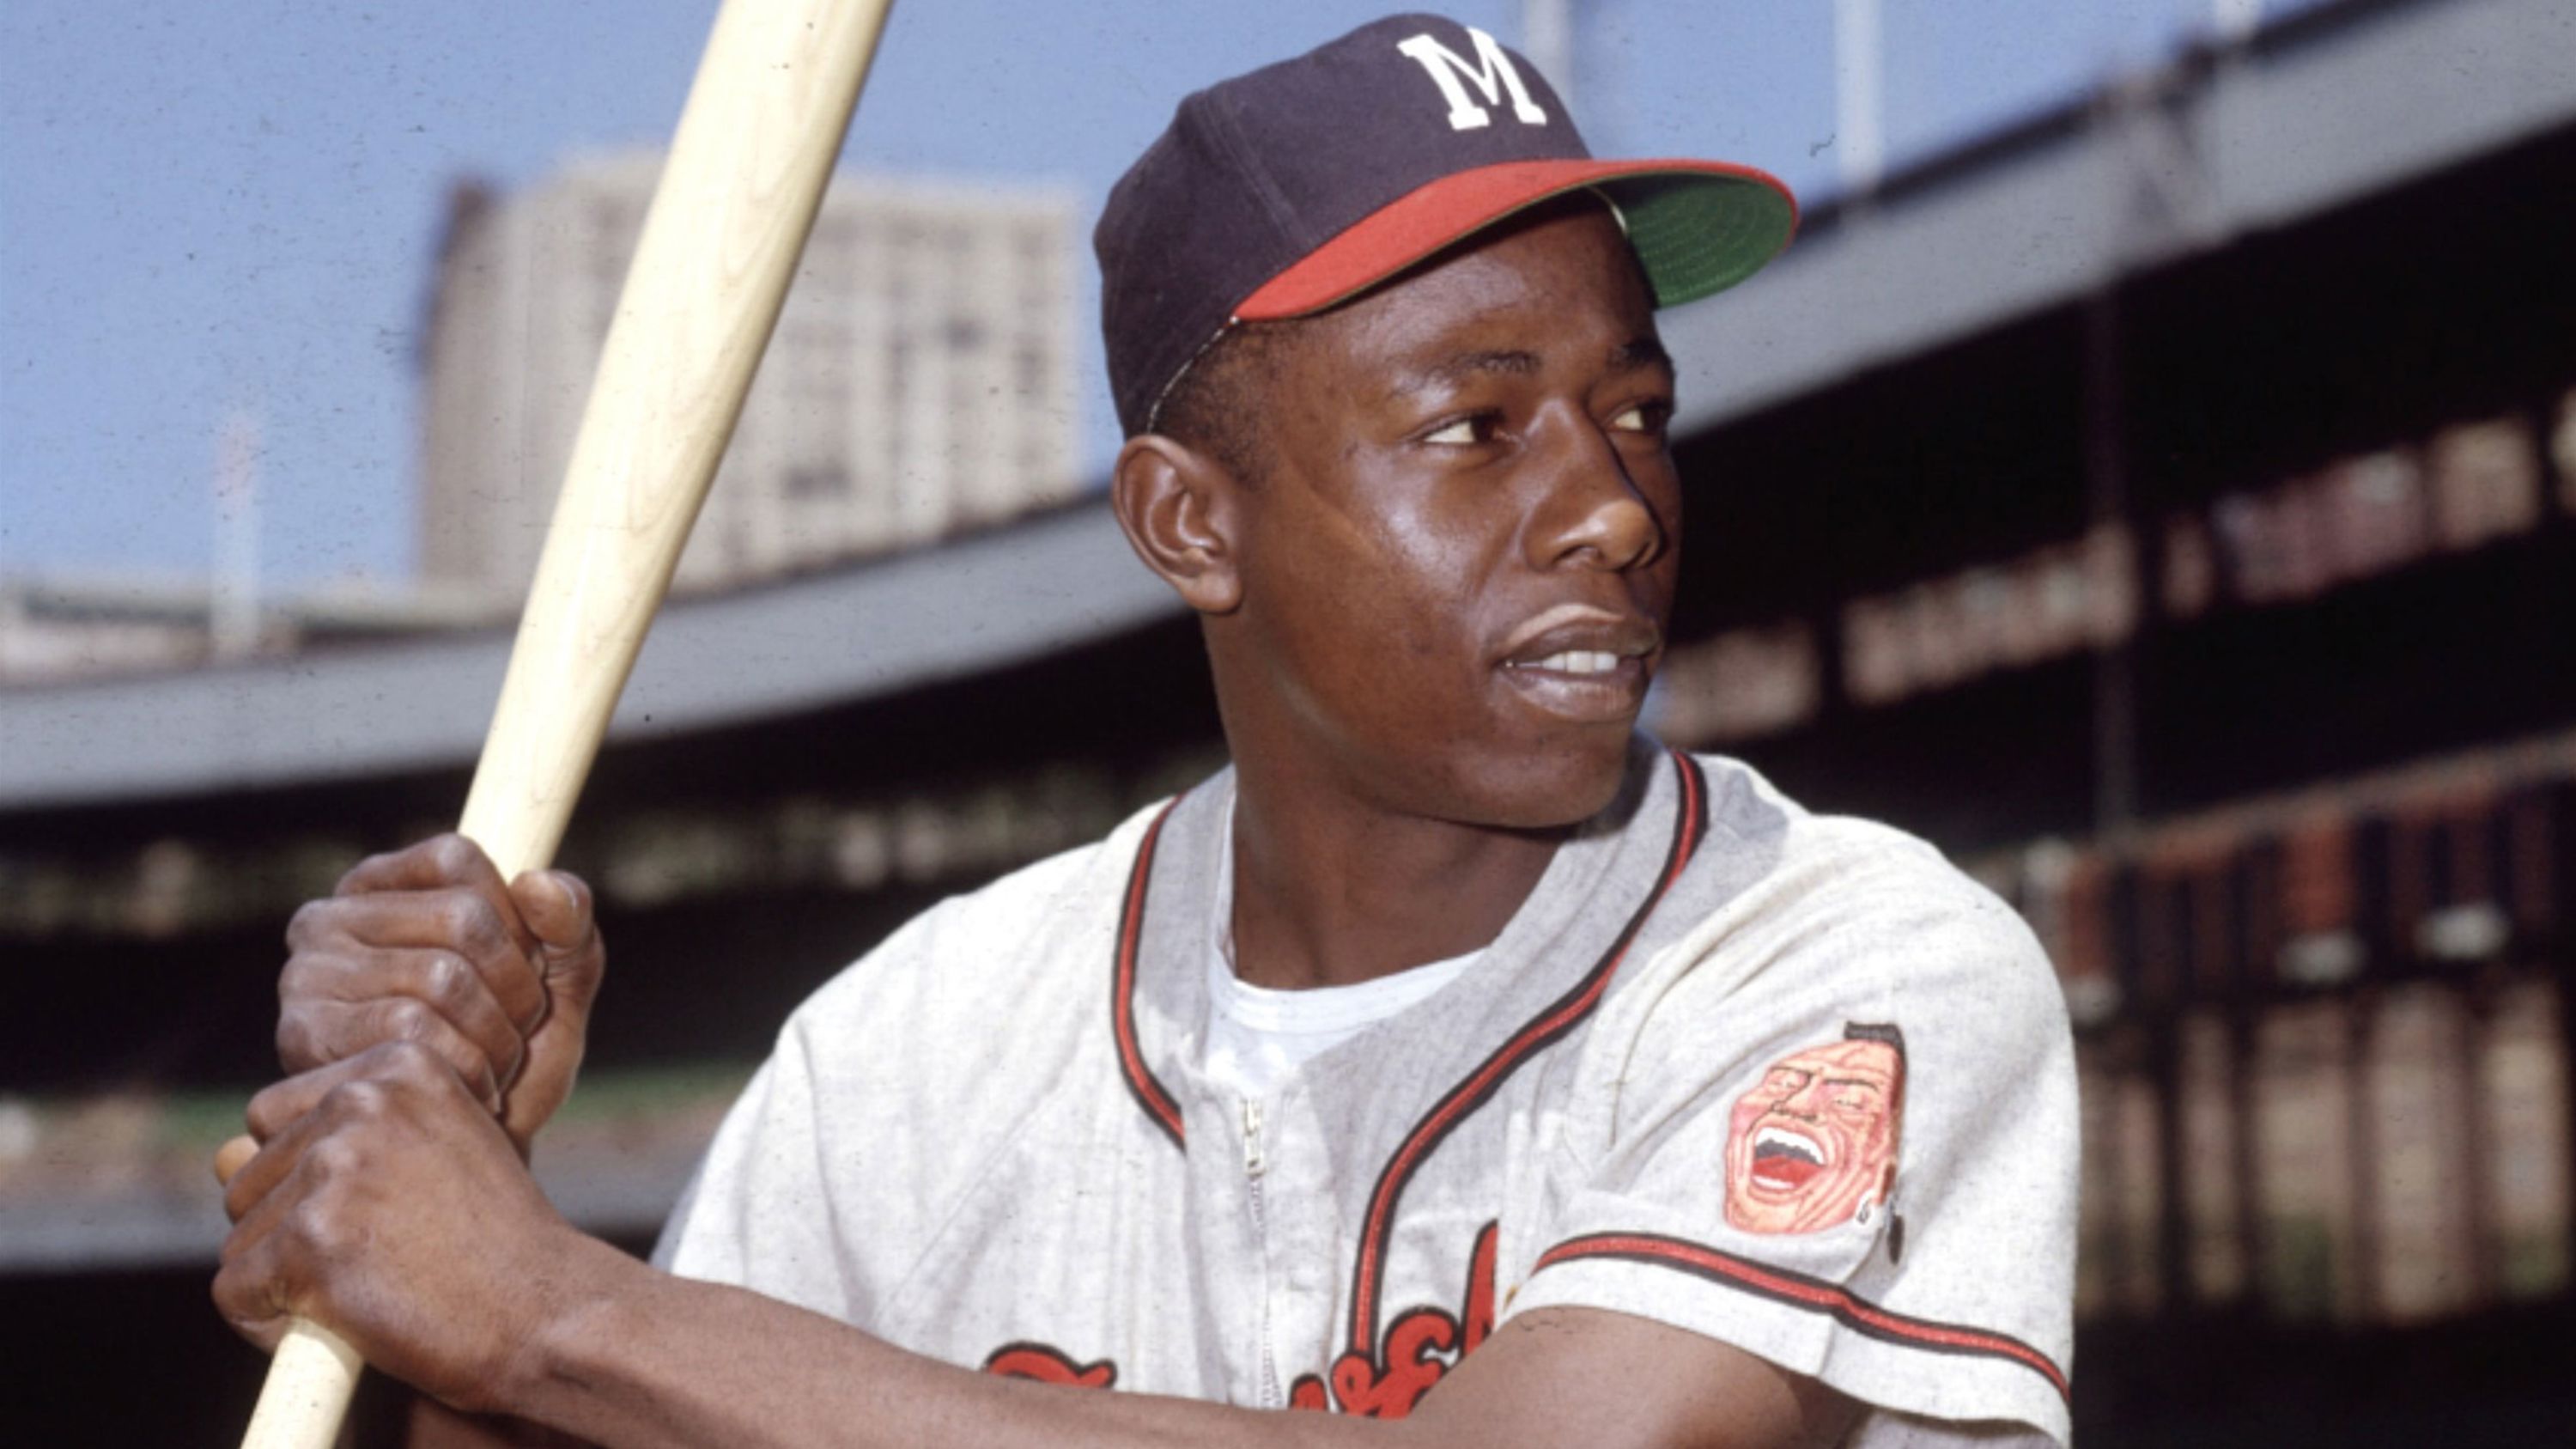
left=0, top=1, right=2273, bottom=590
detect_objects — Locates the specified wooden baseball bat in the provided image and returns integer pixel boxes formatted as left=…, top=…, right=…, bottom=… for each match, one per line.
left=229, top=2, right=896, bottom=1444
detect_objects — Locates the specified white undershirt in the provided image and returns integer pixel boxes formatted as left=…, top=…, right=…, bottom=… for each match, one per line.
left=1201, top=806, right=1483, bottom=1099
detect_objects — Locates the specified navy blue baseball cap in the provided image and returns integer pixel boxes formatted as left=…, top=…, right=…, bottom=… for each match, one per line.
left=1097, top=12, right=1798, bottom=437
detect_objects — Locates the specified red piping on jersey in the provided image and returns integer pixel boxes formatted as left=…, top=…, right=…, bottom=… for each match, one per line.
left=1344, top=750, right=1709, bottom=1355
left=1534, top=1232, right=2071, bottom=1405
left=1113, top=800, right=1187, bottom=1150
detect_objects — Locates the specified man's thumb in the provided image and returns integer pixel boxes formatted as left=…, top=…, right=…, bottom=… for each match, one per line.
left=509, top=869, right=604, bottom=1012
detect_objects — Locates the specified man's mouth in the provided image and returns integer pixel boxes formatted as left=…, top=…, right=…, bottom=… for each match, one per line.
left=1517, top=649, right=1626, bottom=676
left=1495, top=606, right=1659, bottom=723
left=1748, top=1124, right=1827, bottom=1190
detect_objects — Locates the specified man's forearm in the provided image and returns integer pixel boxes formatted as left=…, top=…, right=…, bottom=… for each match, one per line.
left=507, top=1236, right=1403, bottom=1449
left=498, top=1239, right=1849, bottom=1449
left=211, top=1047, right=1830, bottom=1448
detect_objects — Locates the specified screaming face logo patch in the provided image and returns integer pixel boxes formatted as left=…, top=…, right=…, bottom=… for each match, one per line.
left=1723, top=1023, right=1906, bottom=1234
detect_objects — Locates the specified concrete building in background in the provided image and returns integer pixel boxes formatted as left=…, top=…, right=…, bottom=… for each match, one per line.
left=419, top=153, right=1081, bottom=602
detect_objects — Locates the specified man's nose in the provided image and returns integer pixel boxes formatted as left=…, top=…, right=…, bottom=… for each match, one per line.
left=1528, top=411, right=1662, bottom=573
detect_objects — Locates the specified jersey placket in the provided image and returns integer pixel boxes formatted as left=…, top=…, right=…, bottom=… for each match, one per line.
left=1239, top=1093, right=1280, bottom=1408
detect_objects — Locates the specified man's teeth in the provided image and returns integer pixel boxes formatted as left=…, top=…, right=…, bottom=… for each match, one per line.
left=1754, top=1126, right=1824, bottom=1163
left=1523, top=650, right=1621, bottom=675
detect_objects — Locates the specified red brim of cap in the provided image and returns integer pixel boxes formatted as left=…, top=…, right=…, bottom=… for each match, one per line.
left=1234, top=156, right=1800, bottom=320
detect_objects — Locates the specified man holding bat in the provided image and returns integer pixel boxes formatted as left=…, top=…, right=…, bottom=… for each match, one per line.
left=217, top=15, right=2076, bottom=1447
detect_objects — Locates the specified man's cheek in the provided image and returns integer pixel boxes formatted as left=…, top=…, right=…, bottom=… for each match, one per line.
left=1723, top=1099, right=1771, bottom=1172
left=1860, top=1119, right=1898, bottom=1175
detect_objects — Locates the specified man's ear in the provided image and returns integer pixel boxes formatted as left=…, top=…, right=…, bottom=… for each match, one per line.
left=1111, top=434, right=1243, bottom=614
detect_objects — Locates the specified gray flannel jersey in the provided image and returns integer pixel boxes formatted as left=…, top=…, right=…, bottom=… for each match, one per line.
left=656, top=740, right=2079, bottom=1444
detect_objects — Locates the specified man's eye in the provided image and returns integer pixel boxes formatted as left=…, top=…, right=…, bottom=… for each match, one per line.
left=1424, top=414, right=1495, bottom=445
left=1610, top=401, right=1669, bottom=434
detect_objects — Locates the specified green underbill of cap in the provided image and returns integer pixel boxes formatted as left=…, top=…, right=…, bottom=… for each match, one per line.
left=1608, top=174, right=1798, bottom=308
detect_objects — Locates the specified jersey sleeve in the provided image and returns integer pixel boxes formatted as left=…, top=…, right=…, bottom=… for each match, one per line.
left=644, top=828, right=1129, bottom=1331
left=649, top=1018, right=856, bottom=1322
left=646, top=892, right=962, bottom=1323
left=1504, top=824, right=2078, bottom=1446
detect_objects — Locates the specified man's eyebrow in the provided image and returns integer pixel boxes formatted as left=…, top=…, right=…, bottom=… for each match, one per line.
left=1385, top=340, right=1669, bottom=400
left=1608, top=337, right=1674, bottom=374
left=1393, top=348, right=1543, bottom=396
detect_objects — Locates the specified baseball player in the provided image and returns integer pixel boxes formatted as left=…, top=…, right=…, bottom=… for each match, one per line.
left=216, top=15, right=2077, bottom=1448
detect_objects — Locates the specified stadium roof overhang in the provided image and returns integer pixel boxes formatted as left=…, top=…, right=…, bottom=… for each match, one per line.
left=1662, top=0, right=2576, bottom=432
left=5, top=0, right=2571, bottom=813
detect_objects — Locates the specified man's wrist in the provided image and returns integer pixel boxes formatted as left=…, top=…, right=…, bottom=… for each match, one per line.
left=502, top=1226, right=653, bottom=1428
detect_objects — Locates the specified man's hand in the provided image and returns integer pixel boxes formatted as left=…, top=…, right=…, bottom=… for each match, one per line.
left=277, top=834, right=605, bottom=1156
left=214, top=1042, right=625, bottom=1417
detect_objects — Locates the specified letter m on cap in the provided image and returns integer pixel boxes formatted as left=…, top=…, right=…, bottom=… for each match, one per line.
left=1395, top=27, right=1547, bottom=131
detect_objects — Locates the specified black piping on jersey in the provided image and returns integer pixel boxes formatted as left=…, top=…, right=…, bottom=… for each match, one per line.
left=1343, top=749, right=1710, bottom=1355
left=1534, top=1231, right=2072, bottom=1406
left=1113, top=798, right=1188, bottom=1150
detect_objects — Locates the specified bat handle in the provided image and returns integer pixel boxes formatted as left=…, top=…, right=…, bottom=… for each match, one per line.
left=214, top=1138, right=363, bottom=1446
left=240, top=1321, right=363, bottom=1449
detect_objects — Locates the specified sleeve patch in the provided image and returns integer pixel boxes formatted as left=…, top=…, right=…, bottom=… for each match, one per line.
left=1725, top=1022, right=1906, bottom=1235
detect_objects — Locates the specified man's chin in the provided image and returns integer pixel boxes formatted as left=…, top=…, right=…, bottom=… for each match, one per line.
left=1453, top=738, right=1637, bottom=832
